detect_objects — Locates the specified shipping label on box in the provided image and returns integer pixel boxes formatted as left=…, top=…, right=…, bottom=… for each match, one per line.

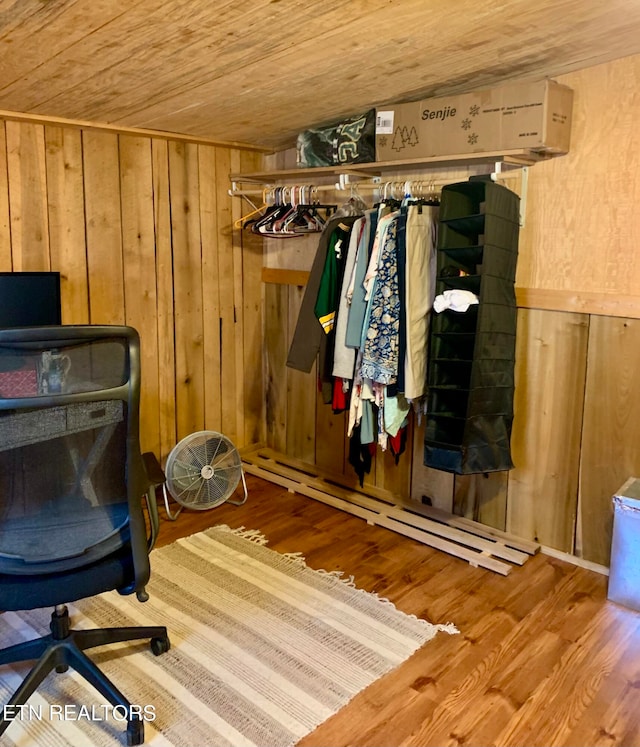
left=375, top=79, right=573, bottom=161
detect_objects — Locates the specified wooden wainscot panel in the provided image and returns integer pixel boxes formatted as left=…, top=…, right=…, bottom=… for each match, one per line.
left=315, top=397, right=346, bottom=476
left=410, top=412, right=455, bottom=511
left=238, top=150, right=266, bottom=447
left=44, top=125, right=89, bottom=324
left=264, top=282, right=289, bottom=454
left=214, top=147, right=240, bottom=446
left=198, top=143, right=222, bottom=435
left=408, top=416, right=454, bottom=512
left=168, top=140, right=205, bottom=441
left=83, top=130, right=125, bottom=324
left=376, top=427, right=413, bottom=499
left=119, top=135, right=160, bottom=456
left=151, top=138, right=178, bottom=460
left=286, top=285, right=317, bottom=462
left=507, top=308, right=589, bottom=553
left=229, top=149, right=246, bottom=446
left=580, top=316, right=640, bottom=566
left=0, top=123, right=9, bottom=269
left=454, top=472, right=509, bottom=532
left=6, top=121, right=50, bottom=271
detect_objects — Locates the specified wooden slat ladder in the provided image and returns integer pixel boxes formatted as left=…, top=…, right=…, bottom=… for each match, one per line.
left=241, top=446, right=539, bottom=575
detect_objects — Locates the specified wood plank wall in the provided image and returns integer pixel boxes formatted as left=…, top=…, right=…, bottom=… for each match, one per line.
left=261, top=52, right=640, bottom=567
left=0, top=118, right=265, bottom=461
left=4, top=53, right=640, bottom=568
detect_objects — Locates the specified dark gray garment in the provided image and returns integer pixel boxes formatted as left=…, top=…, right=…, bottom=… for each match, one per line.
left=287, top=215, right=359, bottom=373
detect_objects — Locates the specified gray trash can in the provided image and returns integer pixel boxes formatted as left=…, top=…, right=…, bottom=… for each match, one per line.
left=608, top=477, right=640, bottom=610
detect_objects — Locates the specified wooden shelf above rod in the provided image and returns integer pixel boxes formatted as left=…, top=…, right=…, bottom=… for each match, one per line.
left=229, top=148, right=548, bottom=183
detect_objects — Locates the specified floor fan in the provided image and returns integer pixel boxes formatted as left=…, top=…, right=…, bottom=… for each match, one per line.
left=161, top=431, right=248, bottom=520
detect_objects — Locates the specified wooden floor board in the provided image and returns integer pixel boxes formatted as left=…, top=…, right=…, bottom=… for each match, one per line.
left=154, top=474, right=640, bottom=747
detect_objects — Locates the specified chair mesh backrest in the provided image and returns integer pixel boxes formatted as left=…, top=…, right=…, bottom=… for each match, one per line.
left=0, top=327, right=139, bottom=575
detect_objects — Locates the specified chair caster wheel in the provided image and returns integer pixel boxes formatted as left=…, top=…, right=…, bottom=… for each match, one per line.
left=55, top=664, right=69, bottom=673
left=127, top=715, right=144, bottom=746
left=150, top=635, right=170, bottom=656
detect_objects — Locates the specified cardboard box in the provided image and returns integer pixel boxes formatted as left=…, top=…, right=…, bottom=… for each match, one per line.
left=375, top=79, right=573, bottom=161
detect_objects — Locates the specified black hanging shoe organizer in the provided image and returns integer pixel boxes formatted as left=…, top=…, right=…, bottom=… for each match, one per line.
left=425, top=180, right=520, bottom=475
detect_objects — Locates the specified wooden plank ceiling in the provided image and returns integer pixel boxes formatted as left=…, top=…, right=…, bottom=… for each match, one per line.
left=1, top=0, right=640, bottom=149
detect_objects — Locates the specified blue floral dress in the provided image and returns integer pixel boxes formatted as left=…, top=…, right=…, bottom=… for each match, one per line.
left=359, top=216, right=401, bottom=385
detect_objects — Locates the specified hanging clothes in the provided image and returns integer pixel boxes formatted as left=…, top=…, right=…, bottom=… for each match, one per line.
left=286, top=183, right=442, bottom=482
left=348, top=423, right=373, bottom=487
left=314, top=220, right=359, bottom=401
left=403, top=203, right=439, bottom=400
left=287, top=215, right=360, bottom=374
left=331, top=216, right=365, bottom=380
left=359, top=214, right=401, bottom=385
left=314, top=221, right=354, bottom=335
left=392, top=208, right=408, bottom=395
left=344, top=209, right=378, bottom=349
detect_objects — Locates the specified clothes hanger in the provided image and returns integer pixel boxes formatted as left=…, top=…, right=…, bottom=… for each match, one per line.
left=380, top=181, right=401, bottom=210
left=235, top=188, right=269, bottom=229
left=248, top=184, right=330, bottom=238
left=250, top=187, right=289, bottom=234
left=335, top=184, right=367, bottom=218
left=281, top=184, right=337, bottom=232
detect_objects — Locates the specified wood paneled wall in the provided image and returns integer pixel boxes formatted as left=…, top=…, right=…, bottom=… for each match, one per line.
left=5, top=52, right=640, bottom=568
left=512, top=54, right=640, bottom=565
left=0, top=118, right=265, bottom=460
left=261, top=52, right=640, bottom=567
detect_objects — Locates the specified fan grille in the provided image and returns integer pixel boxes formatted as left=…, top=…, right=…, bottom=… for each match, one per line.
left=165, top=431, right=242, bottom=509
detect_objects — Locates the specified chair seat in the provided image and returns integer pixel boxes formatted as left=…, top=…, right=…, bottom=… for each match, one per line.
left=0, top=502, right=129, bottom=573
left=0, top=546, right=136, bottom=611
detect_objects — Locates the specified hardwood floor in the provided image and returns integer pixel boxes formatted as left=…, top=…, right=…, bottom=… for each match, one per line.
left=156, top=474, right=640, bottom=747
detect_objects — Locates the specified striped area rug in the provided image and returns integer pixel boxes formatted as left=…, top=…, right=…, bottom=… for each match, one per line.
left=1, top=525, right=457, bottom=746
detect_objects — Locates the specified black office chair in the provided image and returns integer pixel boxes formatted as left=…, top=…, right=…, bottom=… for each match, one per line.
left=0, top=325, right=170, bottom=746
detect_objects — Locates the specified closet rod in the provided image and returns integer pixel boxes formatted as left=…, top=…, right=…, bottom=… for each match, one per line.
left=230, top=176, right=460, bottom=199
left=229, top=166, right=528, bottom=226
left=228, top=170, right=520, bottom=199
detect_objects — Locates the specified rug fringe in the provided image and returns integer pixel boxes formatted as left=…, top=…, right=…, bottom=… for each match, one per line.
left=278, top=551, right=359, bottom=589
left=212, top=527, right=359, bottom=587
left=278, top=548, right=366, bottom=590
left=312, top=567, right=357, bottom=587
left=358, top=589, right=459, bottom=630
left=213, top=524, right=269, bottom=545
left=435, top=622, right=460, bottom=635
left=210, top=524, right=459, bottom=635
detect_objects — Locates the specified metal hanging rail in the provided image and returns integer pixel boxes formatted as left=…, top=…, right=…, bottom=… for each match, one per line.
left=228, top=177, right=451, bottom=200
left=228, top=166, right=528, bottom=225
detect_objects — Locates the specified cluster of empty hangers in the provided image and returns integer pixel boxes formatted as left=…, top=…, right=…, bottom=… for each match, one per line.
left=377, top=179, right=442, bottom=200
left=234, top=185, right=339, bottom=238
left=232, top=178, right=445, bottom=238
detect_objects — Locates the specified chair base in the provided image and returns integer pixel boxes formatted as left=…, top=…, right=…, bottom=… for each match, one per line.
left=0, top=605, right=170, bottom=746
